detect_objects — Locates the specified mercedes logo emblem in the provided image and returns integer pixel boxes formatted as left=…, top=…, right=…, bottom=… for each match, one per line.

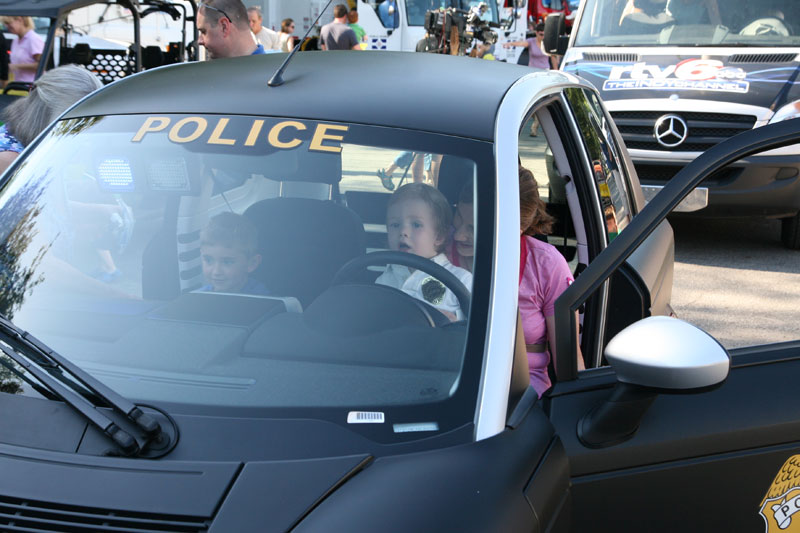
left=654, top=114, right=688, bottom=148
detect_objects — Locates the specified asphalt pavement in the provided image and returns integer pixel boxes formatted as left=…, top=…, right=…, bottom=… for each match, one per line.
left=669, top=215, right=800, bottom=349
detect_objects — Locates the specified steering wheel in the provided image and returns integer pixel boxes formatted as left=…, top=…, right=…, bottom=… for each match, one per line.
left=332, top=250, right=471, bottom=325
left=318, top=251, right=471, bottom=329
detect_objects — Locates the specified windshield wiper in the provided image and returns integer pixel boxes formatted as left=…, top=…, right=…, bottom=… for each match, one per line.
left=0, top=315, right=162, bottom=456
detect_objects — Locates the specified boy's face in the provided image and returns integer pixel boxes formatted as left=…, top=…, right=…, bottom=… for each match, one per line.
left=201, top=244, right=261, bottom=293
left=387, top=198, right=444, bottom=259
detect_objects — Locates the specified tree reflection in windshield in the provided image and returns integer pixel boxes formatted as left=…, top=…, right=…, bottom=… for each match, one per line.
left=0, top=176, right=51, bottom=320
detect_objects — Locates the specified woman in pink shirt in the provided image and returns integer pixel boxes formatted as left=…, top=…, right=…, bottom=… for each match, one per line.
left=518, top=166, right=584, bottom=396
left=502, top=22, right=558, bottom=71
left=1, top=16, right=44, bottom=84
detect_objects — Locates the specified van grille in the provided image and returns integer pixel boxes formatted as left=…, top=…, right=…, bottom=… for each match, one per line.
left=729, top=53, right=797, bottom=63
left=634, top=163, right=741, bottom=186
left=610, top=111, right=757, bottom=152
left=0, top=495, right=209, bottom=532
left=583, top=52, right=639, bottom=62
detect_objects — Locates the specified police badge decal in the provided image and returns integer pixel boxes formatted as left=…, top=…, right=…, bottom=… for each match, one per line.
left=760, top=455, right=800, bottom=532
left=421, top=276, right=446, bottom=306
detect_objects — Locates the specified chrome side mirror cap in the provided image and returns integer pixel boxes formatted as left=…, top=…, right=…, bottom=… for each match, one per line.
left=605, top=316, right=729, bottom=390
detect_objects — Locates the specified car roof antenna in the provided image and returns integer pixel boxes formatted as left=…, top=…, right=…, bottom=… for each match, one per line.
left=268, top=0, right=334, bottom=87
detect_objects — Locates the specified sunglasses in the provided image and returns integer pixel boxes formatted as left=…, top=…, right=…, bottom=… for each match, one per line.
left=199, top=2, right=232, bottom=23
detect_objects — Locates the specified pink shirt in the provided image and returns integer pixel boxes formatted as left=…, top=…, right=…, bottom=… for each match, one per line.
left=519, top=236, right=574, bottom=397
left=526, top=38, right=550, bottom=70
left=10, top=30, right=44, bottom=83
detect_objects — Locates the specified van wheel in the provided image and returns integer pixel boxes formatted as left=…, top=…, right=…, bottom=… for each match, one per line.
left=782, top=213, right=800, bottom=249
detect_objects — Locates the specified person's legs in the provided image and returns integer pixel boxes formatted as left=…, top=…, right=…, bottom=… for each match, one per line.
left=377, top=151, right=417, bottom=190
left=530, top=116, right=540, bottom=137
left=411, top=153, right=425, bottom=183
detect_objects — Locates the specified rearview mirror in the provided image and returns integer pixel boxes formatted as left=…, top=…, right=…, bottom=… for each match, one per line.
left=543, top=13, right=568, bottom=55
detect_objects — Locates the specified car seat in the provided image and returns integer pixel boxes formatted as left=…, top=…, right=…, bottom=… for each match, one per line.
left=436, top=155, right=474, bottom=207
left=243, top=197, right=366, bottom=307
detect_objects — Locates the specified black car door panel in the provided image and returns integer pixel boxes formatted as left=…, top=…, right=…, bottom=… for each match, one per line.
left=546, top=342, right=800, bottom=531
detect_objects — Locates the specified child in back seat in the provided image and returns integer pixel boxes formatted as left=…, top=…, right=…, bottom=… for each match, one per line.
left=198, top=212, right=271, bottom=296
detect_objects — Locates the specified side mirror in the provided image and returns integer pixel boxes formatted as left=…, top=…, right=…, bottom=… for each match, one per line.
left=578, top=317, right=729, bottom=448
left=542, top=13, right=568, bottom=55
left=605, top=316, right=729, bottom=390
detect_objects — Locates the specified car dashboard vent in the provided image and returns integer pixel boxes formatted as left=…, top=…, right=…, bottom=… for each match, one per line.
left=0, top=495, right=210, bottom=532
left=729, top=53, right=798, bottom=63
left=583, top=52, right=639, bottom=62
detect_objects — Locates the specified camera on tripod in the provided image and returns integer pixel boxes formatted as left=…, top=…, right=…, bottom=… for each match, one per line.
left=419, top=2, right=501, bottom=55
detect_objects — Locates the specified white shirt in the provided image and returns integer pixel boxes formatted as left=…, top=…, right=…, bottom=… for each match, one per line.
left=375, top=253, right=473, bottom=320
left=253, top=27, right=281, bottom=50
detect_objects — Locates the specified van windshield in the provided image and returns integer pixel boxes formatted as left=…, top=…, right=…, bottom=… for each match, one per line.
left=0, top=114, right=490, bottom=444
left=574, top=0, right=800, bottom=47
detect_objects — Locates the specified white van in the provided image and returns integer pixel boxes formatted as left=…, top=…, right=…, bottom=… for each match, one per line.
left=545, top=0, right=800, bottom=248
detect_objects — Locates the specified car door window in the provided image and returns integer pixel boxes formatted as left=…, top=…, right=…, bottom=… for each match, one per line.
left=518, top=109, right=581, bottom=274
left=564, top=87, right=633, bottom=241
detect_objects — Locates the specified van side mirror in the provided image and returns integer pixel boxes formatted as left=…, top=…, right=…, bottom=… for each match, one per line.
left=543, top=13, right=568, bottom=55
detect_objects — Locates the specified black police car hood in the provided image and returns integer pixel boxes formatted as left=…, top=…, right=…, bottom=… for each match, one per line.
left=564, top=51, right=800, bottom=111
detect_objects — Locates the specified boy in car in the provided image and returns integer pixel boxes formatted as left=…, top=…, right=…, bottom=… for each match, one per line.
left=198, top=212, right=270, bottom=295
left=376, top=183, right=472, bottom=320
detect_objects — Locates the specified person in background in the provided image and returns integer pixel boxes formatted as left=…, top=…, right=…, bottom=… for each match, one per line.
left=0, top=64, right=102, bottom=173
left=279, top=18, right=296, bottom=52
left=348, top=9, right=368, bottom=43
left=198, top=0, right=266, bottom=59
left=502, top=22, right=557, bottom=70
left=0, top=16, right=44, bottom=85
left=503, top=22, right=556, bottom=136
left=376, top=151, right=439, bottom=190
left=320, top=4, right=361, bottom=50
left=0, top=65, right=127, bottom=283
left=247, top=5, right=281, bottom=51
left=469, top=41, right=495, bottom=60
left=517, top=165, right=584, bottom=397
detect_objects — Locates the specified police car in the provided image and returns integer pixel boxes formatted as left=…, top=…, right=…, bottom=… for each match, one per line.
left=0, top=51, right=796, bottom=532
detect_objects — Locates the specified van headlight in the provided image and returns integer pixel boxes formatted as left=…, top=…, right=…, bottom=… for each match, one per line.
left=769, top=101, right=800, bottom=123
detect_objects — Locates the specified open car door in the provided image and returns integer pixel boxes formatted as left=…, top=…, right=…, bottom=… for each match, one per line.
left=546, top=117, right=800, bottom=532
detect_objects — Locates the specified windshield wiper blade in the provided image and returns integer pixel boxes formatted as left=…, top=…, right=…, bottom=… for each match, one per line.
left=0, top=315, right=162, bottom=456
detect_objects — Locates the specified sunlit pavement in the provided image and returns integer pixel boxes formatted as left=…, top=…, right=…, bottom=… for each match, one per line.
left=670, top=216, right=799, bottom=349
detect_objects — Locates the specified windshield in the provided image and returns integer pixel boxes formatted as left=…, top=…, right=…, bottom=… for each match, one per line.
left=574, top=0, right=800, bottom=47
left=0, top=114, right=489, bottom=443
left=406, top=0, right=499, bottom=26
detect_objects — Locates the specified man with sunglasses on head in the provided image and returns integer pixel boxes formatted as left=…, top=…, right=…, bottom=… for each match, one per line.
left=197, top=0, right=266, bottom=59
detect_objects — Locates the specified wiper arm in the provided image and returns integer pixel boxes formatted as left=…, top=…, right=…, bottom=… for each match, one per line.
left=0, top=315, right=162, bottom=456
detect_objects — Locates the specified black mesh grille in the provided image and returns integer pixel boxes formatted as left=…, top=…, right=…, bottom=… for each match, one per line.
left=0, top=496, right=209, bottom=532
left=583, top=52, right=639, bottom=62
left=729, top=53, right=797, bottom=63
left=610, top=111, right=757, bottom=152
left=88, top=52, right=133, bottom=84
